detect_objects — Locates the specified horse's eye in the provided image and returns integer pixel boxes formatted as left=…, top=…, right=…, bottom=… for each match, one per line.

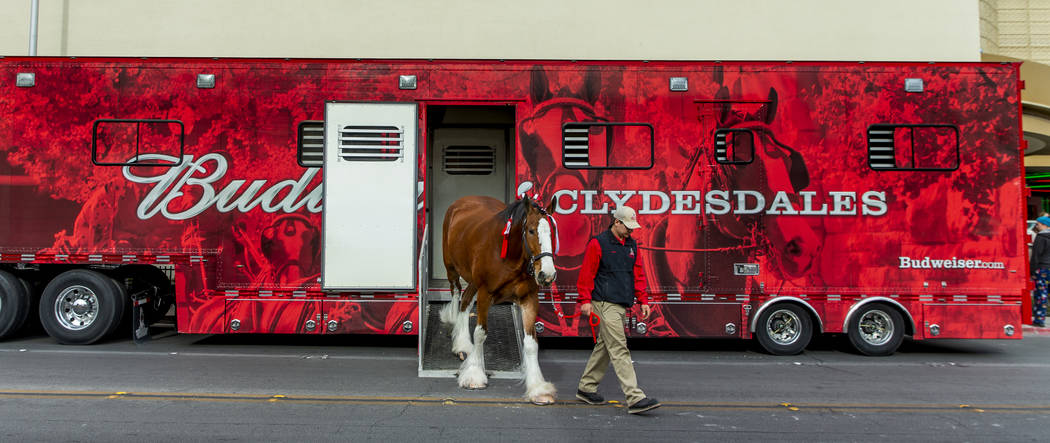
left=529, top=229, right=536, bottom=234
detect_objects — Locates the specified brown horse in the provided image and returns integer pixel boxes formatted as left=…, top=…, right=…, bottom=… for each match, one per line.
left=439, top=195, right=558, bottom=405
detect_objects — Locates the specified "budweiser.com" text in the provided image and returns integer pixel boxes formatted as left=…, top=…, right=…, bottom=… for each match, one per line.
left=898, top=256, right=1005, bottom=270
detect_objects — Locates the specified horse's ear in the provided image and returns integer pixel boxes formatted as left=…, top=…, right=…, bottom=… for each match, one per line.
left=582, top=69, right=601, bottom=103
left=715, top=86, right=731, bottom=124
left=764, top=87, right=778, bottom=124
left=545, top=196, right=556, bottom=215
left=530, top=67, right=552, bottom=104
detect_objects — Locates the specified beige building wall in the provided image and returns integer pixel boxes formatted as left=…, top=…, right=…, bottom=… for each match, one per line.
left=982, top=0, right=1050, bottom=64
left=981, top=0, right=1050, bottom=171
left=1, top=0, right=979, bottom=61
left=981, top=0, right=1002, bottom=54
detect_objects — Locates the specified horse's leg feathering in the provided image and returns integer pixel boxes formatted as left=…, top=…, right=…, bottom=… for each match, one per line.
left=522, top=334, right=556, bottom=405
left=451, top=305, right=473, bottom=359
left=457, top=325, right=488, bottom=389
left=440, top=292, right=461, bottom=326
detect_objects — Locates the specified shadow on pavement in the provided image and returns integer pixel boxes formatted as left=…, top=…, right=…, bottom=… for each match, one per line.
left=9, top=322, right=1015, bottom=358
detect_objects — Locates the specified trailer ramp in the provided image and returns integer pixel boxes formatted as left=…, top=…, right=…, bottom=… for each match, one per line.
left=418, top=292, right=524, bottom=379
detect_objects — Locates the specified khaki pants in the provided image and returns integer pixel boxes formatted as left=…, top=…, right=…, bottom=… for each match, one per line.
left=577, top=301, right=646, bottom=404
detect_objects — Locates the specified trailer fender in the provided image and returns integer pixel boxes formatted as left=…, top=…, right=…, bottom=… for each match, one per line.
left=749, top=296, right=823, bottom=334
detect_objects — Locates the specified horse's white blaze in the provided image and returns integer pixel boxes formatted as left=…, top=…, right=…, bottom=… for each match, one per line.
left=522, top=334, right=556, bottom=400
left=536, top=218, right=555, bottom=277
left=451, top=300, right=473, bottom=357
left=458, top=325, right=488, bottom=389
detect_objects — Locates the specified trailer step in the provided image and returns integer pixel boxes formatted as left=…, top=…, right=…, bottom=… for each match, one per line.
left=418, top=301, right=523, bottom=379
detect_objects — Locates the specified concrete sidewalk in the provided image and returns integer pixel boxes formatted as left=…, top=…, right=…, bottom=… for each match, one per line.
left=1023, top=323, right=1050, bottom=336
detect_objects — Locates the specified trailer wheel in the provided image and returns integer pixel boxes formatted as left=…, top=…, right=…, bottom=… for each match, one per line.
left=755, top=303, right=812, bottom=355
left=0, top=270, right=32, bottom=339
left=39, top=270, right=127, bottom=345
left=847, top=303, right=904, bottom=356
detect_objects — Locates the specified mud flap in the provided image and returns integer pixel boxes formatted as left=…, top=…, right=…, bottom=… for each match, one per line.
left=131, top=291, right=151, bottom=344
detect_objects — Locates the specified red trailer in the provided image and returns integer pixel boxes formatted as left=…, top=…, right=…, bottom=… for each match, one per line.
left=0, top=57, right=1027, bottom=358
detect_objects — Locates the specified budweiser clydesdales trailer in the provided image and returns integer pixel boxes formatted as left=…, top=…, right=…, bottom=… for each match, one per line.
left=0, top=57, right=1027, bottom=359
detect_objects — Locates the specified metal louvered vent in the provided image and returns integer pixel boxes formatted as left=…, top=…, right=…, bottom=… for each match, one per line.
left=562, top=125, right=590, bottom=167
left=340, top=125, right=404, bottom=161
left=714, top=128, right=753, bottom=164
left=297, top=121, right=324, bottom=167
left=714, top=131, right=729, bottom=162
left=867, top=125, right=895, bottom=169
left=443, top=145, right=495, bottom=175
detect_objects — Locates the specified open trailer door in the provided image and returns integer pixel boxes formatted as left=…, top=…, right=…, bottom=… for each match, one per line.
left=321, top=102, right=418, bottom=291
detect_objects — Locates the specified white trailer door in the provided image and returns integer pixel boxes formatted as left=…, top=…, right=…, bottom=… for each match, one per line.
left=322, top=102, right=417, bottom=290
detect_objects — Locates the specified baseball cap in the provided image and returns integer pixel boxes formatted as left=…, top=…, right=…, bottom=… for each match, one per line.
left=613, top=206, right=641, bottom=229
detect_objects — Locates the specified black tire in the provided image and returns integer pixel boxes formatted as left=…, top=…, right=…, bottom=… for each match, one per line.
left=17, top=275, right=40, bottom=332
left=39, top=269, right=127, bottom=345
left=114, top=265, right=173, bottom=324
left=0, top=270, right=32, bottom=339
left=755, top=303, right=813, bottom=355
left=846, top=302, right=904, bottom=356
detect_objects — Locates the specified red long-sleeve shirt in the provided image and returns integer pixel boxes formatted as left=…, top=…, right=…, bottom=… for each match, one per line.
left=576, top=235, right=649, bottom=305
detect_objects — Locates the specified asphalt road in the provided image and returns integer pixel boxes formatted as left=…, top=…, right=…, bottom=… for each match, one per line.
left=0, top=326, right=1048, bottom=442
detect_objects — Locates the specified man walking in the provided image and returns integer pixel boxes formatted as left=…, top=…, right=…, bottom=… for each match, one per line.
left=575, top=205, right=661, bottom=414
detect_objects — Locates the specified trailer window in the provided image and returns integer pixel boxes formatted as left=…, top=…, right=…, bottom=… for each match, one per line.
left=91, top=119, right=184, bottom=167
left=297, top=121, right=324, bottom=167
left=562, top=122, right=653, bottom=169
left=714, top=128, right=754, bottom=164
left=443, top=145, right=496, bottom=175
left=867, top=124, right=959, bottom=171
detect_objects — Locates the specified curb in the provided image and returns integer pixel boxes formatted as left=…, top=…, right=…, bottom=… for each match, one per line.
left=1022, top=324, right=1050, bottom=336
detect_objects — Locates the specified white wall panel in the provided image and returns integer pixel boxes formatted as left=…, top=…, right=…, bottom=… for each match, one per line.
left=0, top=0, right=979, bottom=61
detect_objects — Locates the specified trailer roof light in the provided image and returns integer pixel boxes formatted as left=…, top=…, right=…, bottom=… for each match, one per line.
left=16, top=72, right=34, bottom=87
left=399, top=75, right=417, bottom=90
left=197, top=74, right=215, bottom=89
left=669, top=77, right=688, bottom=91
left=905, top=78, right=924, bottom=93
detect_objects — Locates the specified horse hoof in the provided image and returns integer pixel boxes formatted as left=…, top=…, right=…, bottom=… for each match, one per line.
left=530, top=395, right=555, bottom=406
left=457, top=352, right=467, bottom=361
left=467, top=383, right=487, bottom=390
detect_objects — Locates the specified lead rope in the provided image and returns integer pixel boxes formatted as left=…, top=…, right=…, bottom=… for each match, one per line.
left=549, top=283, right=600, bottom=344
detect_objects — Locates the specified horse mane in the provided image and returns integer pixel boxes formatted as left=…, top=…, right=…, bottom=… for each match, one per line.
left=497, top=198, right=532, bottom=230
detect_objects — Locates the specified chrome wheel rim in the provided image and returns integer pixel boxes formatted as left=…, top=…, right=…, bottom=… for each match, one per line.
left=858, top=309, right=893, bottom=346
left=765, top=308, right=801, bottom=345
left=54, top=285, right=99, bottom=331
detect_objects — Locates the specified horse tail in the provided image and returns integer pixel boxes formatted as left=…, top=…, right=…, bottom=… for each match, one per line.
left=442, top=200, right=463, bottom=295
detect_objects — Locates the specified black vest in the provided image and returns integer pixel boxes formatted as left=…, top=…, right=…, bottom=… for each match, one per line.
left=592, top=230, right=638, bottom=307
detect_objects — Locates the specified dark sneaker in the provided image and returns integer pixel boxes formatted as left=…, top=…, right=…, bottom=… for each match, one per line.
left=628, top=397, right=662, bottom=414
left=576, top=389, right=605, bottom=405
